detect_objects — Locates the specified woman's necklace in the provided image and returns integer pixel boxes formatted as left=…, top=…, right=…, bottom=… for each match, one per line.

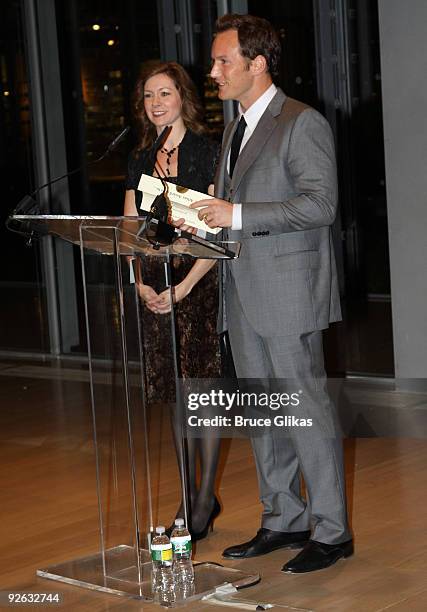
left=159, top=144, right=179, bottom=176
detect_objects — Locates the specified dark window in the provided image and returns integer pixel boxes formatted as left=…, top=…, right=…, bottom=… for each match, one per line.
left=0, top=0, right=49, bottom=352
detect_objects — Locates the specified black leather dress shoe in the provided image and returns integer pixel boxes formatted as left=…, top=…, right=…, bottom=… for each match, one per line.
left=282, top=539, right=354, bottom=573
left=222, top=528, right=311, bottom=559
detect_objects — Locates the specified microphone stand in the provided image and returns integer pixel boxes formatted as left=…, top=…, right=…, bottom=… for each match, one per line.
left=6, top=125, right=131, bottom=242
left=138, top=126, right=178, bottom=249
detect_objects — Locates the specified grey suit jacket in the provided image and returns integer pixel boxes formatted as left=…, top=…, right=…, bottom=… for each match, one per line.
left=215, top=88, right=341, bottom=338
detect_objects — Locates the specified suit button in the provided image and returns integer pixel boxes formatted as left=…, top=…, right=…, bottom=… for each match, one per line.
left=261, top=231, right=266, bottom=236
left=252, top=232, right=257, bottom=237
left=265, top=231, right=269, bottom=236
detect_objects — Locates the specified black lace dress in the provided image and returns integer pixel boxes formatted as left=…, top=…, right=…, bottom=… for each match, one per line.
left=125, top=130, right=221, bottom=402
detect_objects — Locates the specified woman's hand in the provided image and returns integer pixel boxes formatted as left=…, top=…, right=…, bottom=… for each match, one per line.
left=137, top=258, right=215, bottom=314
left=155, top=280, right=192, bottom=314
left=137, top=281, right=189, bottom=314
left=173, top=217, right=197, bottom=234
left=137, top=282, right=163, bottom=313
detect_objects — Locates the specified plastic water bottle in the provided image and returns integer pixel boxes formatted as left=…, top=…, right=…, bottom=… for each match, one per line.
left=170, top=518, right=194, bottom=587
left=151, top=526, right=174, bottom=594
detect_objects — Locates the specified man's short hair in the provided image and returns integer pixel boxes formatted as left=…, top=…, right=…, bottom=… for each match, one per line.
left=215, top=13, right=281, bottom=79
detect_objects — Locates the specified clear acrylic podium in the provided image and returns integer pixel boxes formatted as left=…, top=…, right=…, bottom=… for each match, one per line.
left=11, top=215, right=258, bottom=604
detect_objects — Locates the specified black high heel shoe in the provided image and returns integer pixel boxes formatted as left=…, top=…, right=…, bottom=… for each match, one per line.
left=165, top=501, right=194, bottom=539
left=191, top=497, right=221, bottom=542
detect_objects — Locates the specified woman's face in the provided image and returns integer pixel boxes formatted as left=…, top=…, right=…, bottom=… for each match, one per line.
left=143, top=73, right=183, bottom=133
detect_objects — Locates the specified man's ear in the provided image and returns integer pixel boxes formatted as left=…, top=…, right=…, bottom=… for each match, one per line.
left=250, top=54, right=268, bottom=75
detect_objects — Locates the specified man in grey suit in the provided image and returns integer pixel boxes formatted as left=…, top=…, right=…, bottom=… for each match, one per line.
left=191, top=13, right=353, bottom=573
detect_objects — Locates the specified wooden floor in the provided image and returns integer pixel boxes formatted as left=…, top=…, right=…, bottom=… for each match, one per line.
left=1, top=359, right=427, bottom=611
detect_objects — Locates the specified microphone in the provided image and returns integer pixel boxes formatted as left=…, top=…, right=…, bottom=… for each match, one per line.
left=26, top=124, right=130, bottom=207
left=150, top=125, right=172, bottom=162
left=137, top=125, right=176, bottom=249
left=6, top=125, right=131, bottom=239
left=105, top=125, right=131, bottom=155
left=133, top=125, right=172, bottom=214
left=148, top=125, right=173, bottom=223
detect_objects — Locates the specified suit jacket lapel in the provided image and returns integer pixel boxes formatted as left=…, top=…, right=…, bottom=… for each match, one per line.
left=215, top=118, right=238, bottom=199
left=231, top=89, right=287, bottom=194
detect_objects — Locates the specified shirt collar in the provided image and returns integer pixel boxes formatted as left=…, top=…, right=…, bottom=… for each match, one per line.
left=239, top=83, right=277, bottom=134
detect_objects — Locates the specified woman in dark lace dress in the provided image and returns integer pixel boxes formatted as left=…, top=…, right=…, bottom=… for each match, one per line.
left=124, top=62, right=221, bottom=539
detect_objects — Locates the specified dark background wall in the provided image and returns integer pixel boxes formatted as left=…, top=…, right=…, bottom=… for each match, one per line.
left=2, top=0, right=424, bottom=386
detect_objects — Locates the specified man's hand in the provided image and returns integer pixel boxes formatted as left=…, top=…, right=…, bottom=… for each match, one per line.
left=190, top=198, right=233, bottom=229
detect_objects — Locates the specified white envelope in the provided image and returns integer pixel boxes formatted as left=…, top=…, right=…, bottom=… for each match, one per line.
left=137, top=173, right=221, bottom=235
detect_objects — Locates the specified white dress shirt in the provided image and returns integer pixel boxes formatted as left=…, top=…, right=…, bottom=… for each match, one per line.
left=230, top=83, right=278, bottom=230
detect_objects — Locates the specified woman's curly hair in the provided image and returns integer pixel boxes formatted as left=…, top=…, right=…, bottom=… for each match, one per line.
left=132, top=61, right=206, bottom=151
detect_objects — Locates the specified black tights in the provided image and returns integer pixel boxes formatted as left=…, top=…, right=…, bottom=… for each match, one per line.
left=170, top=416, right=221, bottom=534
left=170, top=333, right=235, bottom=532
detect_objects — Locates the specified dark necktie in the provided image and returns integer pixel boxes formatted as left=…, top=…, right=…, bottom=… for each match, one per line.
left=229, top=116, right=246, bottom=178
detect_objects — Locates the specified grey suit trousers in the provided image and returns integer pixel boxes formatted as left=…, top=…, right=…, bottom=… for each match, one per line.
left=225, top=276, right=350, bottom=544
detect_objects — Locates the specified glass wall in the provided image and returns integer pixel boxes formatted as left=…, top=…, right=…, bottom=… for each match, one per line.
left=248, top=0, right=393, bottom=376
left=192, top=0, right=223, bottom=138
left=0, top=0, right=49, bottom=353
left=1, top=0, right=392, bottom=375
left=55, top=0, right=161, bottom=217
left=53, top=0, right=220, bottom=357
left=55, top=0, right=222, bottom=217
left=248, top=0, right=318, bottom=108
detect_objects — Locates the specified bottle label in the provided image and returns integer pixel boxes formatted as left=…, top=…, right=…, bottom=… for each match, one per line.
left=171, top=535, right=192, bottom=555
left=151, top=543, right=173, bottom=562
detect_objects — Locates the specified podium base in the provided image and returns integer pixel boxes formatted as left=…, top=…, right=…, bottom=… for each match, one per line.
left=37, top=545, right=260, bottom=604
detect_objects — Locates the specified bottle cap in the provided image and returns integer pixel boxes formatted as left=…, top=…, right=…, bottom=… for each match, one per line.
left=174, top=518, right=184, bottom=526
left=155, top=526, right=165, bottom=534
